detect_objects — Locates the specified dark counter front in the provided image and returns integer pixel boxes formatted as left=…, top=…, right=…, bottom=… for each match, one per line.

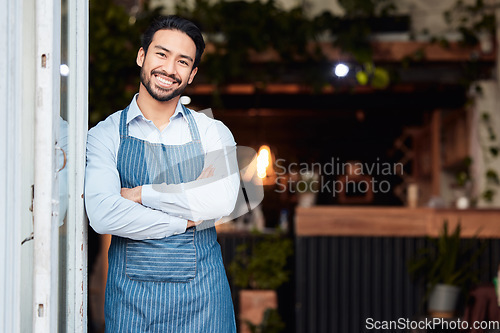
left=294, top=206, right=500, bottom=333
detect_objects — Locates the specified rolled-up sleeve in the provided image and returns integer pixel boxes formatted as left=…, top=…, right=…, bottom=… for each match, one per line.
left=84, top=120, right=187, bottom=240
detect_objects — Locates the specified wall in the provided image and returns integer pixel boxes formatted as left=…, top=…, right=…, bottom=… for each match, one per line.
left=470, top=81, right=500, bottom=208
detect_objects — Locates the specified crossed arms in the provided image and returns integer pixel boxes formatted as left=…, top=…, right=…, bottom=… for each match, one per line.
left=84, top=118, right=239, bottom=240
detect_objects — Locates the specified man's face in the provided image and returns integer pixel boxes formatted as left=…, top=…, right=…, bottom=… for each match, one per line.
left=136, top=29, right=198, bottom=102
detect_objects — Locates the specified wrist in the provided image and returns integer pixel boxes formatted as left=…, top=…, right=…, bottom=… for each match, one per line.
left=136, top=186, right=142, bottom=204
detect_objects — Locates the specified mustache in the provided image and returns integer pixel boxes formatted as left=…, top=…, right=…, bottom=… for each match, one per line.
left=151, top=70, right=181, bottom=84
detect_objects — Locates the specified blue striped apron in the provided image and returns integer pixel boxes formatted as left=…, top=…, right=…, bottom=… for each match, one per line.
left=104, top=104, right=237, bottom=332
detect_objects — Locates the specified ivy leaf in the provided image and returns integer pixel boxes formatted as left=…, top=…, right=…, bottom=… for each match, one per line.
left=486, top=169, right=500, bottom=185
left=371, top=67, right=390, bottom=89
left=356, top=71, right=369, bottom=85
left=482, top=189, right=495, bottom=202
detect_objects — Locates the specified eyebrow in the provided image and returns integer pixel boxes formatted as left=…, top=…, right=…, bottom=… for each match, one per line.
left=154, top=45, right=194, bottom=63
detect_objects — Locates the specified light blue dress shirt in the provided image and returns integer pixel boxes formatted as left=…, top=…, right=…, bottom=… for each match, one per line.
left=85, top=95, right=239, bottom=240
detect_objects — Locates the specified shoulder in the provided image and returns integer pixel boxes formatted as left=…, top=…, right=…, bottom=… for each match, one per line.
left=188, top=108, right=235, bottom=145
left=87, top=110, right=122, bottom=153
left=88, top=110, right=121, bottom=137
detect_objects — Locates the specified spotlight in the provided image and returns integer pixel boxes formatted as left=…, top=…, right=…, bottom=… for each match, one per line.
left=334, top=63, right=349, bottom=77
left=180, top=96, right=191, bottom=105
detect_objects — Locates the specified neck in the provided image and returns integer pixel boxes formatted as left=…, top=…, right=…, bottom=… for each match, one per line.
left=136, top=85, right=180, bottom=131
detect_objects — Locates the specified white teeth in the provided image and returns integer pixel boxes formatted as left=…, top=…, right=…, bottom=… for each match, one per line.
left=156, top=75, right=173, bottom=86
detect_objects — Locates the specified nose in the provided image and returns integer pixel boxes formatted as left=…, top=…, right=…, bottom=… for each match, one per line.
left=162, top=58, right=176, bottom=75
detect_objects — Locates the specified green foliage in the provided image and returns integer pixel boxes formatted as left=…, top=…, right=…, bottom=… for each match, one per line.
left=454, top=156, right=472, bottom=187
left=176, top=0, right=322, bottom=86
left=89, top=0, right=162, bottom=125
left=408, top=221, right=487, bottom=295
left=431, top=0, right=500, bottom=204
left=482, top=189, right=496, bottom=202
left=479, top=112, right=500, bottom=202
left=486, top=169, right=500, bottom=185
left=443, top=0, right=496, bottom=47
left=245, top=308, right=285, bottom=333
left=229, top=232, right=293, bottom=290
left=313, top=1, right=396, bottom=87
left=176, top=0, right=397, bottom=89
left=89, top=0, right=401, bottom=123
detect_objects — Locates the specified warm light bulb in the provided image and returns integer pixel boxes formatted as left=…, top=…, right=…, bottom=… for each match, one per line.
left=257, top=146, right=271, bottom=179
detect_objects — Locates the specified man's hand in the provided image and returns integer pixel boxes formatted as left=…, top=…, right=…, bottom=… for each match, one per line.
left=122, top=187, right=202, bottom=229
left=121, top=166, right=214, bottom=226
left=197, top=165, right=215, bottom=179
left=121, top=186, right=142, bottom=204
left=187, top=220, right=204, bottom=228
left=185, top=166, right=212, bottom=229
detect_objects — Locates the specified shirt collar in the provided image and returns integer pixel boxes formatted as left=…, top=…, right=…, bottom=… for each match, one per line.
left=126, top=93, right=186, bottom=124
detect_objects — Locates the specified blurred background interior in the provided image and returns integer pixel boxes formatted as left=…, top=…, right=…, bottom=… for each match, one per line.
left=87, top=0, right=500, bottom=332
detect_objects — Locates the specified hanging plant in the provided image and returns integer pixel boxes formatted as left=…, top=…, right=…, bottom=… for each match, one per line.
left=89, top=0, right=163, bottom=125
left=328, top=0, right=399, bottom=89
left=480, top=112, right=500, bottom=202
left=89, top=0, right=406, bottom=120
left=175, top=0, right=401, bottom=90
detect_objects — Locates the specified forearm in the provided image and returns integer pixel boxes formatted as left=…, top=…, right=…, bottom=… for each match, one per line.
left=141, top=144, right=239, bottom=221
left=85, top=190, right=187, bottom=240
left=141, top=172, right=240, bottom=221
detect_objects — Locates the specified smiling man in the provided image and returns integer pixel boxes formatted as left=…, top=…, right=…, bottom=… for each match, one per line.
left=85, top=16, right=239, bottom=332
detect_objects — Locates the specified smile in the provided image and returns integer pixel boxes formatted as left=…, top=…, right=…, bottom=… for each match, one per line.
left=154, top=74, right=177, bottom=88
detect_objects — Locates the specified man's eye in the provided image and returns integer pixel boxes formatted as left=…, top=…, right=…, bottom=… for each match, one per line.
left=157, top=52, right=166, bottom=57
left=179, top=60, right=188, bottom=66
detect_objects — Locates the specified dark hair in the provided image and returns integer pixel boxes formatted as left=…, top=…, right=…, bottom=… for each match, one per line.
left=141, top=15, right=205, bottom=69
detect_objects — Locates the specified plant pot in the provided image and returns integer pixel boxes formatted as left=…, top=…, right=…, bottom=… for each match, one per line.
left=298, top=192, right=316, bottom=207
left=239, top=289, right=278, bottom=333
left=428, top=284, right=461, bottom=318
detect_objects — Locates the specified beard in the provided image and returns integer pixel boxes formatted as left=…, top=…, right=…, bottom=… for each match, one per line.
left=140, top=67, right=188, bottom=102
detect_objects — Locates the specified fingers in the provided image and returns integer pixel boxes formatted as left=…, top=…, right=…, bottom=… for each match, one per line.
left=197, top=165, right=215, bottom=179
left=187, top=220, right=204, bottom=228
left=120, top=187, right=141, bottom=203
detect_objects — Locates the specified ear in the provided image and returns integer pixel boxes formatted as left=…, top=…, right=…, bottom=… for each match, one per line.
left=187, top=67, right=198, bottom=85
left=136, top=47, right=145, bottom=67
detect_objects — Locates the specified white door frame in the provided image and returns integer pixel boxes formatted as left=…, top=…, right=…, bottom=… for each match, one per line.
left=33, top=0, right=88, bottom=331
left=0, top=0, right=23, bottom=332
left=33, top=0, right=61, bottom=331
left=64, top=0, right=89, bottom=331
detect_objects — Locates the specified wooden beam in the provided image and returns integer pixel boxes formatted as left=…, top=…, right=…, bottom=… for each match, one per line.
left=295, top=206, right=500, bottom=238
left=204, top=41, right=496, bottom=63
left=370, top=41, right=495, bottom=62
left=185, top=83, right=419, bottom=95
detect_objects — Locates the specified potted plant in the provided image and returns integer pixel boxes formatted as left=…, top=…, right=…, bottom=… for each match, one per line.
left=408, top=221, right=487, bottom=318
left=245, top=308, right=285, bottom=333
left=295, top=170, right=319, bottom=207
left=229, top=232, right=293, bottom=333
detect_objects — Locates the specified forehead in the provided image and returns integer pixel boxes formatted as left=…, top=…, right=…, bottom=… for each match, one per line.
left=150, top=29, right=196, bottom=58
